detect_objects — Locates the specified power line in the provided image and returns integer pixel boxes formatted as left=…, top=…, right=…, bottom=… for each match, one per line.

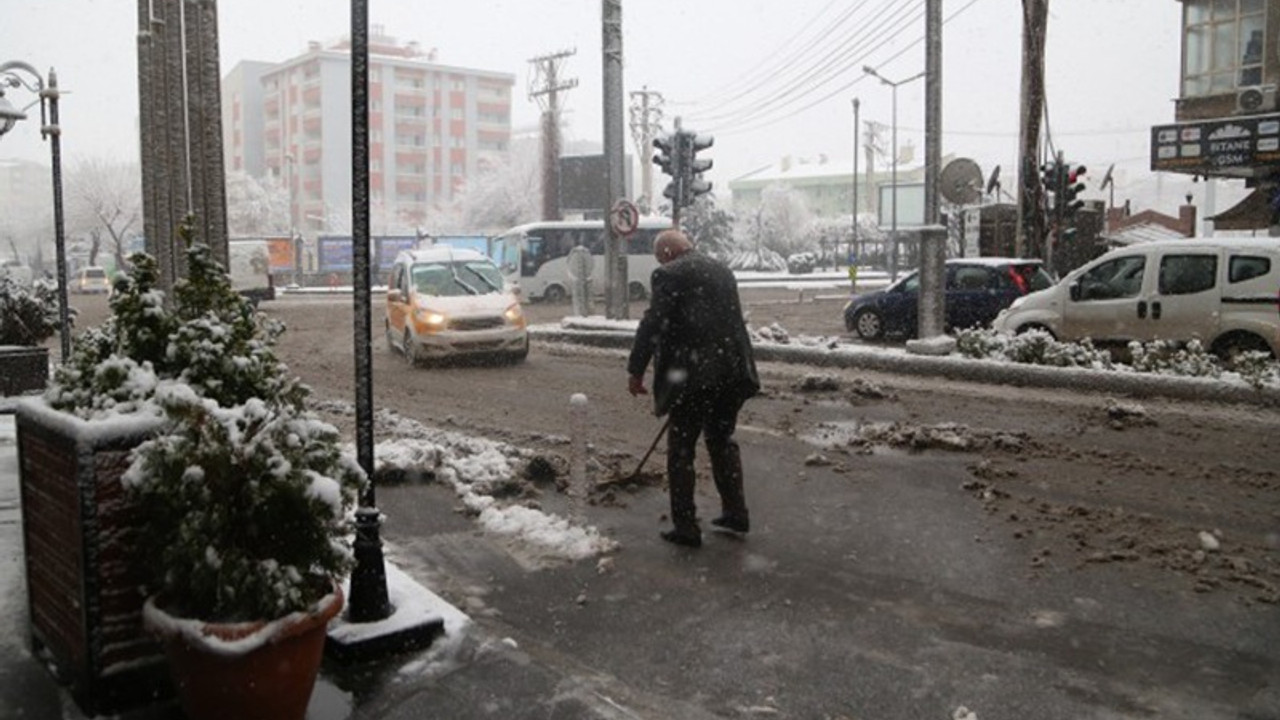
left=687, top=0, right=850, bottom=108
left=709, top=0, right=986, bottom=137
left=688, top=0, right=917, bottom=127
left=690, top=1, right=923, bottom=130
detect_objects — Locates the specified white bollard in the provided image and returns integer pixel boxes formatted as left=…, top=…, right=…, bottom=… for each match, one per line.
left=569, top=393, right=589, bottom=519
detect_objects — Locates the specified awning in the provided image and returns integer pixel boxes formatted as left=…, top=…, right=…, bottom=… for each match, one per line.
left=1210, top=187, right=1275, bottom=231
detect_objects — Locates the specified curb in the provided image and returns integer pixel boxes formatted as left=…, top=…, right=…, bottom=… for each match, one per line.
left=530, top=327, right=1280, bottom=409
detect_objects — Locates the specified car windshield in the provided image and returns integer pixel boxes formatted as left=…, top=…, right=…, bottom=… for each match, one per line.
left=412, top=260, right=504, bottom=297
left=84, top=268, right=106, bottom=279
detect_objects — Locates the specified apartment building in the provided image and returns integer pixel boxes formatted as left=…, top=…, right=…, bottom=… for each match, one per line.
left=1151, top=0, right=1278, bottom=231
left=223, top=30, right=514, bottom=234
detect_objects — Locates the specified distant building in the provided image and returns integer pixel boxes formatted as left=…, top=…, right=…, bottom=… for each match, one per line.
left=728, top=154, right=931, bottom=220
left=1151, top=1, right=1279, bottom=232
left=222, top=28, right=515, bottom=235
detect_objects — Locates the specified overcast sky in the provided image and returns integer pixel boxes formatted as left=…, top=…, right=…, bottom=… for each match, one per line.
left=1, top=0, right=1186, bottom=206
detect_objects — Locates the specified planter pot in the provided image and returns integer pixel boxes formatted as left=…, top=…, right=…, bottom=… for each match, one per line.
left=143, top=582, right=344, bottom=720
left=15, top=399, right=171, bottom=715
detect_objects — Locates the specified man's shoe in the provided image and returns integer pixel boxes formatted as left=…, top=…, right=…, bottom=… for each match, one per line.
left=710, top=515, right=749, bottom=534
left=660, top=529, right=702, bottom=548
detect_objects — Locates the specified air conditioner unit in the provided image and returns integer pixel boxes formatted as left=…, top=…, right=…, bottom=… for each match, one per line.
left=1236, top=85, right=1278, bottom=114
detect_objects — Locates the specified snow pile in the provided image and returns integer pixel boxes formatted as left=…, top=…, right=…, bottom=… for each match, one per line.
left=364, top=408, right=618, bottom=565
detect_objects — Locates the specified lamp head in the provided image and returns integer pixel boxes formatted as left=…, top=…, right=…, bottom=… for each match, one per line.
left=0, top=91, right=28, bottom=138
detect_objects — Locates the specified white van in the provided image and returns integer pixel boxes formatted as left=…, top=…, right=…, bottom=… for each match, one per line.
left=993, top=237, right=1280, bottom=358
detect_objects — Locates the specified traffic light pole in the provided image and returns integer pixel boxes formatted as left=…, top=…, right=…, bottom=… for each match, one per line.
left=1050, top=149, right=1064, bottom=273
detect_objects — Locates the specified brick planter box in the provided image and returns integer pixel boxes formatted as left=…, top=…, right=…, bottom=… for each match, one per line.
left=0, top=346, right=49, bottom=397
left=15, top=399, right=171, bottom=716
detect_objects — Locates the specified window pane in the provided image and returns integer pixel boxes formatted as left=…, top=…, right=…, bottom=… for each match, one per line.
left=1185, top=0, right=1210, bottom=24
left=1159, top=255, right=1217, bottom=295
left=1210, top=71, right=1236, bottom=93
left=1229, top=256, right=1270, bottom=283
left=1240, top=0, right=1263, bottom=14
left=1185, top=24, right=1211, bottom=77
left=1212, top=21, right=1237, bottom=72
left=1211, top=0, right=1235, bottom=19
left=1240, top=16, right=1264, bottom=65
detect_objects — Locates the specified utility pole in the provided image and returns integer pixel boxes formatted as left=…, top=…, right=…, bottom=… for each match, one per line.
left=1015, top=0, right=1047, bottom=258
left=528, top=50, right=577, bottom=222
left=918, top=0, right=945, bottom=339
left=602, top=0, right=627, bottom=320
left=629, top=86, right=663, bottom=213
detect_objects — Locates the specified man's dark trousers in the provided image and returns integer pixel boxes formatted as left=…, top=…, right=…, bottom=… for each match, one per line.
left=666, top=388, right=747, bottom=532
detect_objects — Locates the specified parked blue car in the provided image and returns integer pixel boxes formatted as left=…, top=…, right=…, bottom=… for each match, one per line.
left=843, top=258, right=1054, bottom=340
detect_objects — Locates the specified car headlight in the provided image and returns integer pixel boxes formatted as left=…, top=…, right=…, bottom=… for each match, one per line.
left=415, top=308, right=447, bottom=332
left=504, top=303, right=526, bottom=327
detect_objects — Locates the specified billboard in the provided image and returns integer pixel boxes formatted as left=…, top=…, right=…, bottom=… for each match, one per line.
left=559, top=154, right=633, bottom=213
left=876, top=183, right=926, bottom=229
left=1150, top=113, right=1280, bottom=173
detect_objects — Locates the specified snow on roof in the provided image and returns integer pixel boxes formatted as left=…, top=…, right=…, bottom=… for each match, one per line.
left=1101, top=222, right=1189, bottom=246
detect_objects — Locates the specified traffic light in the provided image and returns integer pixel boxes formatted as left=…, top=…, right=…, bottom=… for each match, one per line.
left=685, top=133, right=714, bottom=203
left=1040, top=161, right=1060, bottom=210
left=1062, top=164, right=1087, bottom=218
left=653, top=133, right=684, bottom=205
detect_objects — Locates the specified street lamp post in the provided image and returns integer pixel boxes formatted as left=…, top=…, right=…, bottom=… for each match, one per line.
left=862, top=65, right=925, bottom=281
left=0, top=61, right=70, bottom=362
left=851, top=98, right=859, bottom=280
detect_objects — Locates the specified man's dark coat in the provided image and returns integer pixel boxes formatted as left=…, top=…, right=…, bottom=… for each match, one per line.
left=628, top=250, right=760, bottom=416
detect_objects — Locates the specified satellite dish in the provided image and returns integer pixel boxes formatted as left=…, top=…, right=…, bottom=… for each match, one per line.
left=940, top=158, right=984, bottom=205
left=985, top=165, right=1001, bottom=196
left=1100, top=163, right=1115, bottom=190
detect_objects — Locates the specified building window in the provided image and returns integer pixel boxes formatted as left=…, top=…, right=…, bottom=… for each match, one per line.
left=1182, top=0, right=1267, bottom=96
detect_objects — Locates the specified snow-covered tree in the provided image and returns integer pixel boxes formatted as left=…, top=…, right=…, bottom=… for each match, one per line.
left=66, top=157, right=141, bottom=272
left=739, top=184, right=812, bottom=258
left=680, top=195, right=736, bottom=259
left=435, top=151, right=541, bottom=233
left=225, top=171, right=290, bottom=237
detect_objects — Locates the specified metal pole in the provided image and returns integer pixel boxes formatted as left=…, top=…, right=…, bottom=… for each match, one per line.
left=347, top=0, right=391, bottom=623
left=852, top=98, right=859, bottom=268
left=602, top=0, right=627, bottom=320
left=890, top=82, right=898, bottom=281
left=45, top=70, right=70, bottom=362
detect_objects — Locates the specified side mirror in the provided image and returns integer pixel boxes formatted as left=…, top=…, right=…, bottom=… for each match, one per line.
left=1068, top=282, right=1081, bottom=302
left=387, top=288, right=402, bottom=303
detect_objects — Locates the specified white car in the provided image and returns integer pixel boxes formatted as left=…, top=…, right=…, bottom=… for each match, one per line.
left=384, top=247, right=529, bottom=365
left=993, top=237, right=1280, bottom=358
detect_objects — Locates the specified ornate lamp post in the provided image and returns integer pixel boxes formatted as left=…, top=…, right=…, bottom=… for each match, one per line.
left=862, top=65, right=925, bottom=281
left=0, top=61, right=70, bottom=362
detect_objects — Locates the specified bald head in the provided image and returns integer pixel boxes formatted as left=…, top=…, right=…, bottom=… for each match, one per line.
left=654, top=229, right=694, bottom=265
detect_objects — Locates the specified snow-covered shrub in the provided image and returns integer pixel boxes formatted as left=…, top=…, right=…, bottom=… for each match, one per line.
left=956, top=327, right=1113, bottom=369
left=45, top=218, right=363, bottom=622
left=122, top=387, right=362, bottom=622
left=1224, top=350, right=1278, bottom=389
left=786, top=252, right=817, bottom=275
left=0, top=275, right=65, bottom=346
left=1128, top=339, right=1220, bottom=379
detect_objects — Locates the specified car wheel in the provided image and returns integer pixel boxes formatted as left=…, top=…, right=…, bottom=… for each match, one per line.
left=628, top=281, right=647, bottom=301
left=853, top=309, right=884, bottom=340
left=1017, top=323, right=1056, bottom=339
left=403, top=329, right=418, bottom=367
left=1213, top=332, right=1273, bottom=362
left=542, top=285, right=567, bottom=303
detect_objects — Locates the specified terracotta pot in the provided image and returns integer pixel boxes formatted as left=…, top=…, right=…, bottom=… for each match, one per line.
left=143, top=582, right=344, bottom=720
